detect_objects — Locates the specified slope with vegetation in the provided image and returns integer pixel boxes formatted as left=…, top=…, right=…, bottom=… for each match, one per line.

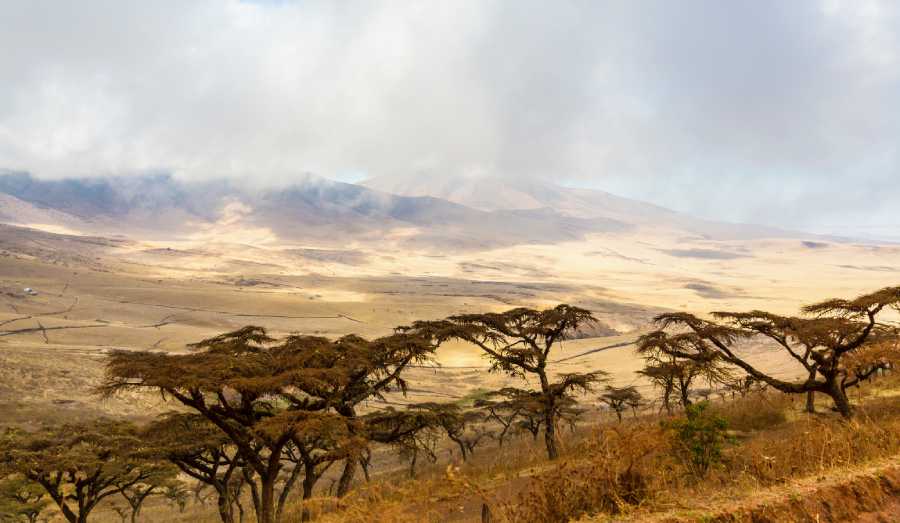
left=0, top=286, right=898, bottom=522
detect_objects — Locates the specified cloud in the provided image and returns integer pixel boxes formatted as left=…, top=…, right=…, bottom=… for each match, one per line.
left=0, top=0, right=898, bottom=233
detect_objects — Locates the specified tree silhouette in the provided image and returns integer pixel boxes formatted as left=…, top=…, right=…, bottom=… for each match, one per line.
left=0, top=420, right=159, bottom=523
left=599, top=385, right=642, bottom=422
left=639, top=286, right=900, bottom=418
left=409, top=305, right=606, bottom=459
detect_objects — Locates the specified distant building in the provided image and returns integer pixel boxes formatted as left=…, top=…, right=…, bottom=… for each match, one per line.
left=23, top=287, right=37, bottom=295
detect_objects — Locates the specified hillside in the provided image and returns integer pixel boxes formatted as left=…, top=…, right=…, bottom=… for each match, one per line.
left=364, top=173, right=794, bottom=240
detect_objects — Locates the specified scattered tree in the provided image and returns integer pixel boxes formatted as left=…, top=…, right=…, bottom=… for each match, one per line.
left=475, top=388, right=532, bottom=447
left=599, top=386, right=642, bottom=422
left=162, top=483, right=189, bottom=514
left=0, top=476, right=49, bottom=523
left=102, top=325, right=437, bottom=521
left=639, top=286, right=900, bottom=418
left=409, top=305, right=607, bottom=459
left=0, top=420, right=159, bottom=523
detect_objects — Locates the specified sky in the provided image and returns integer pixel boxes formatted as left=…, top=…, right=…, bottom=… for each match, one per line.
left=0, top=1, right=898, bottom=236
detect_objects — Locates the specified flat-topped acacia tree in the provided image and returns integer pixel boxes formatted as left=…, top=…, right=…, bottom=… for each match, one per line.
left=599, top=385, right=643, bottom=422
left=102, top=325, right=439, bottom=520
left=282, top=332, right=442, bottom=497
left=0, top=420, right=159, bottom=523
left=637, top=344, right=732, bottom=413
left=408, top=305, right=606, bottom=459
left=639, top=286, right=900, bottom=418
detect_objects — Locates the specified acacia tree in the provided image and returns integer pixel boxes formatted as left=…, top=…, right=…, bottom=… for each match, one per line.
left=281, top=331, right=440, bottom=497
left=409, top=305, right=606, bottom=459
left=0, top=420, right=159, bottom=523
left=115, top=461, right=179, bottom=523
left=101, top=327, right=360, bottom=523
left=0, top=476, right=49, bottom=523
left=637, top=349, right=731, bottom=413
left=599, top=385, right=642, bottom=422
left=102, top=326, right=438, bottom=520
left=145, top=414, right=244, bottom=523
left=474, top=388, right=533, bottom=447
left=639, top=286, right=900, bottom=418
left=162, top=483, right=189, bottom=514
left=363, top=406, right=451, bottom=479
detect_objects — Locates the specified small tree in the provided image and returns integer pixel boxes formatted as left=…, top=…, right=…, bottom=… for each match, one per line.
left=599, top=386, right=642, bottom=422
left=664, top=402, right=731, bottom=477
left=475, top=388, right=532, bottom=447
left=162, top=483, right=189, bottom=514
left=0, top=476, right=49, bottom=523
left=115, top=461, right=179, bottom=523
left=0, top=420, right=160, bottom=523
left=410, top=305, right=607, bottom=459
left=638, top=338, right=732, bottom=413
left=639, top=286, right=900, bottom=418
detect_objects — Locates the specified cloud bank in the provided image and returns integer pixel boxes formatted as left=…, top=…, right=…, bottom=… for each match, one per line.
left=0, top=1, right=898, bottom=233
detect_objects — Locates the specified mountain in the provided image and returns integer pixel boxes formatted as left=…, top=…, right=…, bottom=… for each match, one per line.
left=364, top=173, right=673, bottom=222
left=364, top=173, right=791, bottom=240
left=0, top=172, right=628, bottom=249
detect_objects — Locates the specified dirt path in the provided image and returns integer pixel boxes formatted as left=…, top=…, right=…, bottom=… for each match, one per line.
left=612, top=457, right=900, bottom=523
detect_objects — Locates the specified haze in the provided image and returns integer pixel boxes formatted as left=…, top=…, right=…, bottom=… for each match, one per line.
left=1, top=1, right=899, bottom=237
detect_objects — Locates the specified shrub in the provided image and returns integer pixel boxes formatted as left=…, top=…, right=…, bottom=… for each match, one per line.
left=497, top=424, right=666, bottom=522
left=664, top=401, right=731, bottom=477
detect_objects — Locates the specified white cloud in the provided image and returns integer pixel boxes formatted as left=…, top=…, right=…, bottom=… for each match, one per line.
left=0, top=0, right=898, bottom=232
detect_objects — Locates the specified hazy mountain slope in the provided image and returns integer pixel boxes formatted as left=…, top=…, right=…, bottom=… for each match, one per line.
left=364, top=173, right=793, bottom=240
left=0, top=172, right=626, bottom=248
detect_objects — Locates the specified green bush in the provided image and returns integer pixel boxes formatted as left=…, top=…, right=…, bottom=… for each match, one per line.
left=664, top=402, right=732, bottom=477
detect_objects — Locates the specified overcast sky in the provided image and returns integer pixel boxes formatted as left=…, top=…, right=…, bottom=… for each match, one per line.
left=1, top=1, right=898, bottom=236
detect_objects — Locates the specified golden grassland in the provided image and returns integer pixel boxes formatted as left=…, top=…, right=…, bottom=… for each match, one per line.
left=2, top=223, right=900, bottom=522
left=77, top=374, right=900, bottom=523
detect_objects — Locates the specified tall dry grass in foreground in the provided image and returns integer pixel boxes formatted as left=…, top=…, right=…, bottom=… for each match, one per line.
left=88, top=376, right=900, bottom=523
left=305, top=380, right=900, bottom=522
left=494, top=388, right=900, bottom=522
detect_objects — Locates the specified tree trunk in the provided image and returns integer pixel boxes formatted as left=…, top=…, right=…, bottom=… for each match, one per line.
left=827, top=381, right=853, bottom=419
left=300, top=469, right=316, bottom=522
left=216, top=488, right=235, bottom=523
left=408, top=449, right=418, bottom=479
left=336, top=456, right=357, bottom=498
left=543, top=407, right=558, bottom=460
left=805, top=368, right=817, bottom=413
left=662, top=384, right=673, bottom=415
left=615, top=409, right=623, bottom=423
left=258, top=477, right=277, bottom=523
left=679, top=381, right=692, bottom=408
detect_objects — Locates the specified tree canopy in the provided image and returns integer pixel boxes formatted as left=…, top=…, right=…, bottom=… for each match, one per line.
left=408, top=305, right=606, bottom=458
left=638, top=286, right=900, bottom=418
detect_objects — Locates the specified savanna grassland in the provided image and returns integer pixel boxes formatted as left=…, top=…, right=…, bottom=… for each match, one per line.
left=0, top=221, right=899, bottom=523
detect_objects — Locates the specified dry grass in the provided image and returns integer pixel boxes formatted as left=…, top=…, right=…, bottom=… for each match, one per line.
left=57, top=376, right=900, bottom=523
